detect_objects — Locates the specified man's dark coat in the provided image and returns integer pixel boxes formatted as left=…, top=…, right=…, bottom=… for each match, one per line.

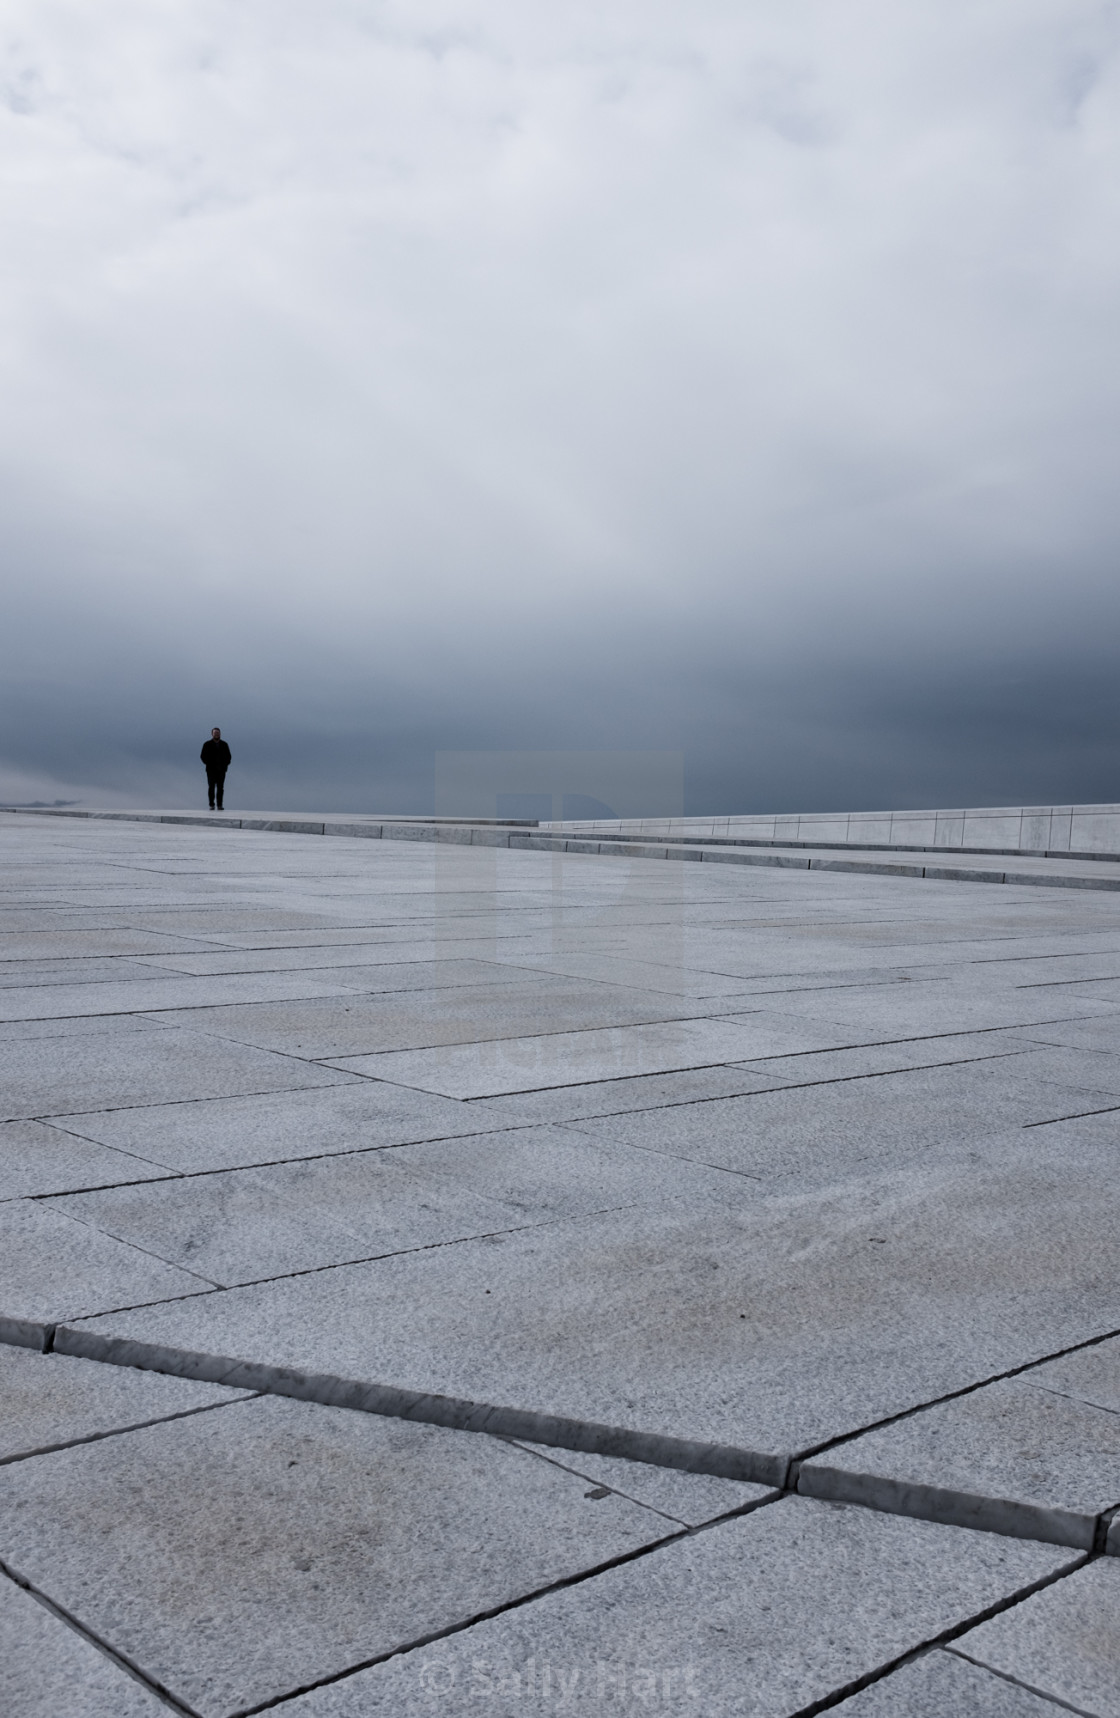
left=201, top=738, right=232, bottom=772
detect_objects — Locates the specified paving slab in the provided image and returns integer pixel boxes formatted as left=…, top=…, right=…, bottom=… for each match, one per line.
left=490, top=951, right=769, bottom=997
left=227, top=934, right=568, bottom=964
left=0, top=1342, right=246, bottom=1464
left=737, top=1031, right=1031, bottom=1084
left=800, top=1375, right=1120, bottom=1547
left=0, top=957, right=173, bottom=989
left=41, top=1148, right=538, bottom=1287
left=111, top=909, right=358, bottom=933
left=0, top=1026, right=354, bottom=1122
left=41, top=1127, right=768, bottom=1287
left=734, top=982, right=1118, bottom=1037
left=953, top=1559, right=1120, bottom=1716
left=0, top=929, right=230, bottom=960
left=0, top=1016, right=167, bottom=1044
left=148, top=981, right=727, bottom=1059
left=71, top=1141, right=1120, bottom=1464
left=464, top=1063, right=789, bottom=1125
left=1007, top=1044, right=1120, bottom=1099
left=337, top=1015, right=842, bottom=1098
left=1013, top=1016, right=1120, bottom=1054
left=0, top=1200, right=210, bottom=1323
left=830, top=1648, right=1065, bottom=1716
left=1045, top=978, right=1120, bottom=1005
left=0, top=1119, right=170, bottom=1200
left=1028, top=1332, right=1120, bottom=1416
left=940, top=950, right=1120, bottom=988
left=570, top=1060, right=1109, bottom=1193
left=0, top=1395, right=675, bottom=1718
left=49, top=1080, right=492, bottom=1175
left=387, top=1124, right=764, bottom=1217
left=0, top=972, right=355, bottom=1024
left=132, top=948, right=564, bottom=982
left=0, top=1572, right=169, bottom=1718
left=722, top=966, right=947, bottom=996
left=637, top=1007, right=890, bottom=1067
left=510, top=1440, right=774, bottom=1525
left=276, top=1496, right=1074, bottom=1718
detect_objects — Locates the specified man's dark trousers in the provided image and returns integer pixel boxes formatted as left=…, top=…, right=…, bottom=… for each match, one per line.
left=206, top=769, right=227, bottom=810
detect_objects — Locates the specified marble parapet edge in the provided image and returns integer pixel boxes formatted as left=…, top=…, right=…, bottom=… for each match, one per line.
left=5, top=808, right=1120, bottom=891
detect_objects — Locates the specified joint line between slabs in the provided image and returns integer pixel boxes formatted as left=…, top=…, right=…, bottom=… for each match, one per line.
left=30, top=1074, right=363, bottom=1123
left=441, top=1010, right=1107, bottom=1104
left=0, top=1552, right=201, bottom=1718
left=0, top=1210, right=575, bottom=1323
left=0, top=1392, right=259, bottom=1468
left=1017, top=974, right=1120, bottom=988
left=1025, top=1101, right=1120, bottom=1127
left=14, top=1045, right=1050, bottom=1203
left=450, top=1044, right=1031, bottom=1116
left=232, top=1493, right=791, bottom=1718
left=783, top=1552, right=1092, bottom=1718
left=228, top=1526, right=690, bottom=1715
left=788, top=1319, right=1120, bottom=1477
left=40, top=1204, right=222, bottom=1290
left=19, top=1115, right=566, bottom=1199
left=945, top=1642, right=1100, bottom=1716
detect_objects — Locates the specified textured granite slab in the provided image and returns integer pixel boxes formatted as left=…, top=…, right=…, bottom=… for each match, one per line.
left=0, top=1342, right=246, bottom=1464
left=830, top=1649, right=1065, bottom=1716
left=463, top=1062, right=789, bottom=1124
left=953, top=1560, right=1120, bottom=1717
left=0, top=1574, right=169, bottom=1718
left=276, top=1497, right=1074, bottom=1718
left=0, top=1026, right=352, bottom=1122
left=48, top=1079, right=486, bottom=1175
left=801, top=1375, right=1120, bottom=1546
left=41, top=1142, right=556, bottom=1286
left=332, top=1015, right=840, bottom=1098
left=0, top=1119, right=169, bottom=1201
left=743, top=982, right=1117, bottom=1037
left=570, top=1060, right=1113, bottom=1190
left=510, top=1439, right=775, bottom=1526
left=0, top=971, right=356, bottom=1024
left=0, top=1395, right=675, bottom=1718
left=0, top=1200, right=209, bottom=1322
left=1029, top=1331, right=1120, bottom=1415
left=0, top=957, right=171, bottom=989
left=69, top=1142, right=1120, bottom=1463
left=147, top=981, right=731, bottom=1059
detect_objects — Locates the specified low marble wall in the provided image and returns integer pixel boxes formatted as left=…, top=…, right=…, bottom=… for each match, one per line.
left=546, top=804, right=1120, bottom=857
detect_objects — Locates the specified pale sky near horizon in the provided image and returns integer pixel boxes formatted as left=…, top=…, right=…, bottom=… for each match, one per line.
left=2, top=1, right=1118, bottom=813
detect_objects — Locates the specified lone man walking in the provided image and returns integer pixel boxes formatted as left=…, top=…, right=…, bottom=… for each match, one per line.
left=201, top=728, right=232, bottom=811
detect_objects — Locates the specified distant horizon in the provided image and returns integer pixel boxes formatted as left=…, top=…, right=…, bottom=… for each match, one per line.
left=7, top=790, right=1120, bottom=820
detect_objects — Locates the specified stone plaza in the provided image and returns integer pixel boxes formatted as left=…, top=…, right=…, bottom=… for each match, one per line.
left=2, top=806, right=1120, bottom=1716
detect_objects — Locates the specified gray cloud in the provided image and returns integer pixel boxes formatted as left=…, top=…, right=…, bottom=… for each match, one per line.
left=2, top=1, right=1118, bottom=813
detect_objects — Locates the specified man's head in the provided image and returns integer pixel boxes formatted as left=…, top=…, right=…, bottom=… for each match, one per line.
left=211, top=728, right=221, bottom=739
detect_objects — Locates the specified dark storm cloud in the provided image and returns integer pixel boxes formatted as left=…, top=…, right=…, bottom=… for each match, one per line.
left=1, top=1, right=1118, bottom=813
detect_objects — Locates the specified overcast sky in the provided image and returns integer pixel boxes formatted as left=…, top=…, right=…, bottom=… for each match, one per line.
left=2, top=0, right=1118, bottom=814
